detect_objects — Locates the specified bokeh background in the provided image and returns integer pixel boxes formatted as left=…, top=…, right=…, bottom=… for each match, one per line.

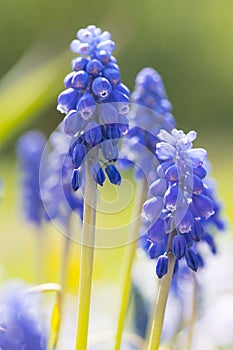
left=0, top=0, right=233, bottom=347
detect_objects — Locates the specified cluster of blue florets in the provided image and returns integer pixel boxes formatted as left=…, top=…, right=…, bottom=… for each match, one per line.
left=57, top=25, right=130, bottom=190
left=119, top=67, right=175, bottom=181
left=17, top=131, right=46, bottom=226
left=142, top=128, right=224, bottom=278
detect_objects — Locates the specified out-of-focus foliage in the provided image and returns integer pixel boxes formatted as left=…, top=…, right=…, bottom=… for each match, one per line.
left=0, top=0, right=233, bottom=136
left=0, top=49, right=69, bottom=148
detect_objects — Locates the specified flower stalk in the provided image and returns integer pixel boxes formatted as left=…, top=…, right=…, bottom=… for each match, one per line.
left=75, top=159, right=97, bottom=350
left=114, top=178, right=148, bottom=350
left=146, top=230, right=176, bottom=350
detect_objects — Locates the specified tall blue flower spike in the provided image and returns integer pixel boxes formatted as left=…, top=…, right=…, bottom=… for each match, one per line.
left=57, top=25, right=130, bottom=189
left=142, top=128, right=225, bottom=278
left=40, top=130, right=83, bottom=225
left=118, top=67, right=176, bottom=182
left=0, top=281, right=47, bottom=350
left=17, top=131, right=46, bottom=226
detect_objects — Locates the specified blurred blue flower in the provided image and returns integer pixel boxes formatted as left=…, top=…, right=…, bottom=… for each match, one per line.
left=0, top=281, right=47, bottom=350
left=57, top=25, right=130, bottom=188
left=17, top=131, right=46, bottom=226
left=40, top=130, right=83, bottom=226
left=118, top=67, right=175, bottom=182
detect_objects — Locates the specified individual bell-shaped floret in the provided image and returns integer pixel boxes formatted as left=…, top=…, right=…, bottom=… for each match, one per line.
left=172, top=234, right=187, bottom=260
left=105, top=164, right=121, bottom=185
left=90, top=162, right=106, bottom=186
left=156, top=255, right=169, bottom=278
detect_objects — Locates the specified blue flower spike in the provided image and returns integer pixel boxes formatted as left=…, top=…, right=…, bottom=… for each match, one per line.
left=17, top=131, right=46, bottom=226
left=143, top=128, right=225, bottom=277
left=57, top=25, right=130, bottom=189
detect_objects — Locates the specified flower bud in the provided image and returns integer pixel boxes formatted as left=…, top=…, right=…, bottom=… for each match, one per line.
left=174, top=207, right=194, bottom=233
left=156, top=255, right=169, bottom=278
left=147, top=218, right=166, bottom=243
left=103, top=68, right=120, bottom=87
left=77, top=93, right=96, bottom=120
left=72, top=144, right=86, bottom=168
left=192, top=194, right=215, bottom=219
left=99, top=104, right=119, bottom=124
left=165, top=164, right=182, bottom=182
left=190, top=220, right=204, bottom=241
left=142, top=197, right=163, bottom=222
left=92, top=77, right=112, bottom=99
left=64, top=72, right=76, bottom=88
left=86, top=59, right=104, bottom=76
left=185, top=248, right=199, bottom=271
left=149, top=178, right=168, bottom=197
left=71, top=70, right=89, bottom=89
left=164, top=184, right=182, bottom=211
left=90, top=162, right=105, bottom=186
left=101, top=140, right=118, bottom=161
left=63, top=110, right=83, bottom=136
left=172, top=234, right=187, bottom=259
left=72, top=57, right=89, bottom=71
left=84, top=121, right=103, bottom=146
left=57, top=88, right=80, bottom=114
left=105, top=164, right=121, bottom=185
left=71, top=169, right=80, bottom=191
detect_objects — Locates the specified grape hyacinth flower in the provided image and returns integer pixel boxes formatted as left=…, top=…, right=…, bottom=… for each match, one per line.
left=114, top=68, right=177, bottom=350
left=57, top=25, right=130, bottom=189
left=0, top=281, right=47, bottom=350
left=143, top=128, right=223, bottom=278
left=144, top=129, right=224, bottom=277
left=119, top=67, right=176, bottom=182
left=143, top=128, right=225, bottom=350
left=56, top=25, right=131, bottom=350
left=40, top=129, right=83, bottom=349
left=17, top=131, right=46, bottom=225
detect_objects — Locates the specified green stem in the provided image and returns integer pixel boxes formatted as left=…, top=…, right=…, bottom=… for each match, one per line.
left=186, top=273, right=198, bottom=350
left=114, top=178, right=148, bottom=350
left=146, top=231, right=176, bottom=350
left=75, top=160, right=97, bottom=350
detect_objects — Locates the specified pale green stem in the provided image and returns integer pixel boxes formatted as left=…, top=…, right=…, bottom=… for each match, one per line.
left=186, top=273, right=198, bottom=350
left=48, top=220, right=72, bottom=350
left=146, top=231, right=176, bottom=350
left=75, top=160, right=97, bottom=350
left=114, top=178, right=148, bottom=350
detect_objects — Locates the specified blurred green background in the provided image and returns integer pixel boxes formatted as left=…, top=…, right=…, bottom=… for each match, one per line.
left=0, top=0, right=232, bottom=284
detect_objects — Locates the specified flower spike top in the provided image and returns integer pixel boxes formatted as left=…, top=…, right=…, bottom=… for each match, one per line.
left=119, top=67, right=176, bottom=181
left=17, top=131, right=46, bottom=226
left=131, top=67, right=175, bottom=126
left=143, top=128, right=224, bottom=278
left=57, top=25, right=130, bottom=189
